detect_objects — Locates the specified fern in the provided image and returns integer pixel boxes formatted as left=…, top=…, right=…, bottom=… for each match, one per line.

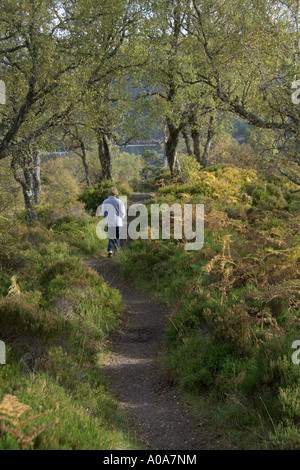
left=0, top=394, right=58, bottom=450
left=7, top=275, right=21, bottom=297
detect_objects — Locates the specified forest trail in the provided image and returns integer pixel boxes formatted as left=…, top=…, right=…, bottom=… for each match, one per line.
left=85, top=193, right=211, bottom=450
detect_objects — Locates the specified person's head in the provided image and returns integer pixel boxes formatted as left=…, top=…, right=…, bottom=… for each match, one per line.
left=108, top=186, right=118, bottom=197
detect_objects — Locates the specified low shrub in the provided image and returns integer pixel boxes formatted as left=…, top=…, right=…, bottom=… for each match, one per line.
left=78, top=181, right=131, bottom=215
left=164, top=333, right=240, bottom=392
left=0, top=296, right=69, bottom=340
left=0, top=365, right=138, bottom=450
left=244, top=180, right=289, bottom=210
left=241, top=334, right=300, bottom=395
left=269, top=422, right=300, bottom=450
left=36, top=201, right=86, bottom=227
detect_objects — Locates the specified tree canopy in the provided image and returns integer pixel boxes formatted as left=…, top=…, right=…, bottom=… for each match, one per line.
left=0, top=0, right=299, bottom=218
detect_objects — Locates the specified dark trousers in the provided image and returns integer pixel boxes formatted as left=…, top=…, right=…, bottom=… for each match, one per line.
left=107, top=226, right=120, bottom=252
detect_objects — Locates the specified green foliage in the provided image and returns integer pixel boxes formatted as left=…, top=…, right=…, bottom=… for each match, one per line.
left=112, top=151, right=143, bottom=184
left=158, top=165, right=256, bottom=204
left=0, top=197, right=138, bottom=450
left=40, top=159, right=81, bottom=205
left=39, top=258, right=122, bottom=334
left=241, top=334, right=300, bottom=395
left=0, top=273, right=11, bottom=297
left=36, top=200, right=86, bottom=227
left=156, top=165, right=299, bottom=216
left=164, top=334, right=240, bottom=392
left=0, top=349, right=138, bottom=450
left=78, top=180, right=131, bottom=215
left=115, top=163, right=300, bottom=448
left=278, top=386, right=300, bottom=423
left=0, top=296, right=69, bottom=339
left=0, top=0, right=298, bottom=449
left=141, top=150, right=163, bottom=180
left=244, top=179, right=289, bottom=210
left=0, top=160, right=23, bottom=216
left=177, top=154, right=202, bottom=183
left=269, top=424, right=300, bottom=450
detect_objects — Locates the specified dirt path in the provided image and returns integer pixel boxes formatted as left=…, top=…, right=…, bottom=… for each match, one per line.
left=85, top=193, right=209, bottom=450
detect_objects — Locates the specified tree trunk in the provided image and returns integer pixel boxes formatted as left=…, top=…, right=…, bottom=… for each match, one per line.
left=98, top=133, right=113, bottom=181
left=80, top=140, right=91, bottom=186
left=201, top=116, right=215, bottom=168
left=174, top=155, right=181, bottom=176
left=12, top=150, right=38, bottom=223
left=191, top=128, right=201, bottom=164
left=32, top=150, right=41, bottom=204
left=21, top=169, right=37, bottom=223
left=163, top=123, right=168, bottom=169
left=166, top=120, right=181, bottom=177
left=182, top=128, right=193, bottom=156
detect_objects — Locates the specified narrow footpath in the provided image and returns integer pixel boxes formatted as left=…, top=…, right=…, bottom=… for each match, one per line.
left=85, top=193, right=211, bottom=450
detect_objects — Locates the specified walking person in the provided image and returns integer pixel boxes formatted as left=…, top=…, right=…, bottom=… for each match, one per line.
left=101, top=187, right=126, bottom=258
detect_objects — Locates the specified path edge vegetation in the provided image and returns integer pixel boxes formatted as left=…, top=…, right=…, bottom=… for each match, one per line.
left=112, top=166, right=300, bottom=451
left=0, top=199, right=142, bottom=450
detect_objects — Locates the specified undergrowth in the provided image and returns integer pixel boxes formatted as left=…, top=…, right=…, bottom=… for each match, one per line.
left=0, top=200, right=140, bottom=450
left=114, top=165, right=300, bottom=450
